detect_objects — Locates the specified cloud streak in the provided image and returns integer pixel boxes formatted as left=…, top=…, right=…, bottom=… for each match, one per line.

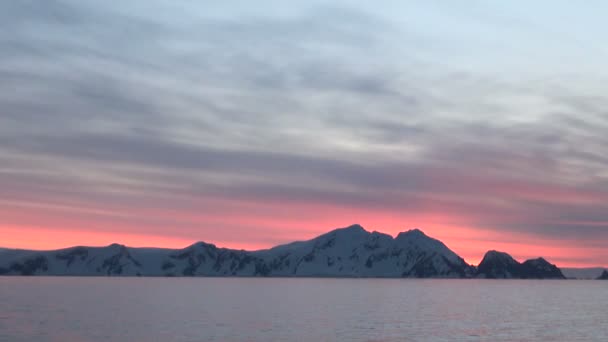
left=1, top=1, right=608, bottom=266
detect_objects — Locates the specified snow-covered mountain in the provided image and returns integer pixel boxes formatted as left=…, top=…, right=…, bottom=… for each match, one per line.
left=476, top=250, right=565, bottom=279
left=0, top=224, right=474, bottom=277
left=253, top=225, right=474, bottom=278
left=0, top=224, right=564, bottom=278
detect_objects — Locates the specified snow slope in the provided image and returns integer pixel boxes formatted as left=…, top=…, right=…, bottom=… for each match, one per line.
left=0, top=224, right=563, bottom=278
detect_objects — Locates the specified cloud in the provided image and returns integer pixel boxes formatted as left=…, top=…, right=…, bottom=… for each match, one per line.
left=1, top=1, right=607, bottom=265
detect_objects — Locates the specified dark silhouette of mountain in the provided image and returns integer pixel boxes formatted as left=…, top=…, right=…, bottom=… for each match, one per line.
left=597, top=270, right=608, bottom=280
left=476, top=250, right=565, bottom=279
left=0, top=224, right=564, bottom=279
left=520, top=258, right=565, bottom=279
left=476, top=250, right=521, bottom=278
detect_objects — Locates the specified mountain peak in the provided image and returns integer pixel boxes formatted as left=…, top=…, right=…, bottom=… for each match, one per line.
left=523, top=257, right=549, bottom=265
left=476, top=250, right=520, bottom=279
left=346, top=223, right=365, bottom=230
left=334, top=224, right=367, bottom=234
left=521, top=257, right=564, bottom=279
left=185, top=241, right=216, bottom=250
left=407, top=228, right=426, bottom=235
left=482, top=250, right=516, bottom=262
left=396, top=228, right=427, bottom=239
left=477, top=251, right=565, bottom=279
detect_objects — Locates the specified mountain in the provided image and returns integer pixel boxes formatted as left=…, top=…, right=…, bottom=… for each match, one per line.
left=253, top=226, right=475, bottom=278
left=476, top=250, right=521, bottom=278
left=597, top=270, right=608, bottom=280
left=476, top=250, right=565, bottom=279
left=0, top=224, right=474, bottom=277
left=520, top=258, right=566, bottom=279
left=0, top=224, right=563, bottom=279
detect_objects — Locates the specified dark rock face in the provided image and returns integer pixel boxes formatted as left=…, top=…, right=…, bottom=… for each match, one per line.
left=597, top=270, right=608, bottom=280
left=98, top=244, right=141, bottom=275
left=476, top=251, right=565, bottom=279
left=167, top=242, right=267, bottom=276
left=520, top=258, right=565, bottom=279
left=161, top=261, right=175, bottom=270
left=477, top=251, right=521, bottom=279
left=7, top=256, right=49, bottom=276
left=388, top=228, right=475, bottom=278
left=56, top=247, right=89, bottom=267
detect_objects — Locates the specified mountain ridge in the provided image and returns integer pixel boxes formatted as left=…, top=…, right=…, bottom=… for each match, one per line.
left=0, top=224, right=567, bottom=278
left=476, top=250, right=565, bottom=279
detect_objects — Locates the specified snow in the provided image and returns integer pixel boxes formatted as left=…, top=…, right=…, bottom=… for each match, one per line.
left=0, top=224, right=559, bottom=279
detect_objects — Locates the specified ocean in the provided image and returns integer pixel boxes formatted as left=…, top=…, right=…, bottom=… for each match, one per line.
left=1, top=277, right=606, bottom=341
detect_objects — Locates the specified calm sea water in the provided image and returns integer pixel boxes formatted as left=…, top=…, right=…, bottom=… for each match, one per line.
left=0, top=278, right=606, bottom=342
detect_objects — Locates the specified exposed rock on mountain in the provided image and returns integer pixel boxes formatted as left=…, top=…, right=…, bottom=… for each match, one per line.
left=0, top=225, right=563, bottom=279
left=255, top=225, right=474, bottom=278
left=520, top=258, right=565, bottom=279
left=476, top=250, right=521, bottom=279
left=476, top=250, right=565, bottom=279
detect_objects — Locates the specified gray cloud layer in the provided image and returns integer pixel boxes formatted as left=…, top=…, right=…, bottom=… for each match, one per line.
left=1, top=1, right=607, bottom=262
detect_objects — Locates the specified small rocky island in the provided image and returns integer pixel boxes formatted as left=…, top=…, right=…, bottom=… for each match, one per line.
left=477, top=250, right=564, bottom=279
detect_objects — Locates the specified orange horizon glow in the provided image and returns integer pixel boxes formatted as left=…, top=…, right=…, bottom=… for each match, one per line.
left=2, top=221, right=605, bottom=269
left=2, top=185, right=606, bottom=268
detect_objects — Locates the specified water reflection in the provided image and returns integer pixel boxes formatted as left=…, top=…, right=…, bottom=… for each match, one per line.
left=0, top=278, right=607, bottom=341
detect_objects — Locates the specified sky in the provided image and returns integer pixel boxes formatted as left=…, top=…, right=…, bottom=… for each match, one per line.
left=1, top=1, right=608, bottom=267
